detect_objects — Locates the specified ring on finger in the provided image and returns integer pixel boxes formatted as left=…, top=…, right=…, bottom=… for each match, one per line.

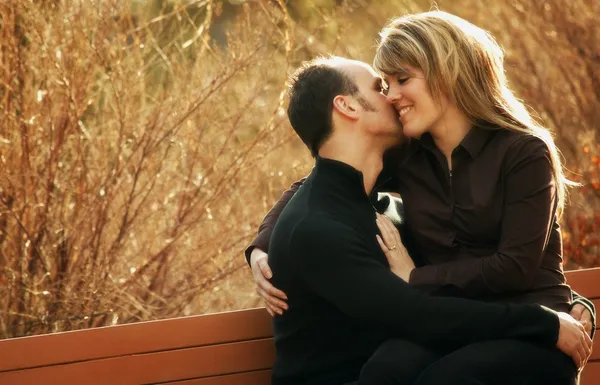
left=388, top=244, right=397, bottom=250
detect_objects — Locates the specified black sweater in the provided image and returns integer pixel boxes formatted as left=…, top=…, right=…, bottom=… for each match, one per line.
left=267, top=157, right=560, bottom=385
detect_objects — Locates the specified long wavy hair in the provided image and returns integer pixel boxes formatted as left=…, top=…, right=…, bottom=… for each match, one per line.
left=374, top=11, right=573, bottom=218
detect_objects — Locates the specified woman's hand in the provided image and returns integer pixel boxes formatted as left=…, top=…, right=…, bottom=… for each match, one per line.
left=250, top=248, right=288, bottom=316
left=376, top=213, right=415, bottom=282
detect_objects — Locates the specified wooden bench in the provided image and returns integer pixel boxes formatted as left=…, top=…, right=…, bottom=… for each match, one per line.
left=0, top=268, right=598, bottom=385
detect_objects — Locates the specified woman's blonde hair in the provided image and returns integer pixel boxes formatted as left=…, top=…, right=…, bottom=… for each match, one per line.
left=374, top=11, right=572, bottom=218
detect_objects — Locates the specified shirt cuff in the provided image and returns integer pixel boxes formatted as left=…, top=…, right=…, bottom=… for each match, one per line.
left=409, top=265, right=440, bottom=286
left=570, top=296, right=596, bottom=340
left=244, top=232, right=271, bottom=266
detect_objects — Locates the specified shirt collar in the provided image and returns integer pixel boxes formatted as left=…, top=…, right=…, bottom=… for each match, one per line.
left=411, top=124, right=496, bottom=160
left=459, top=125, right=496, bottom=159
left=314, top=156, right=368, bottom=200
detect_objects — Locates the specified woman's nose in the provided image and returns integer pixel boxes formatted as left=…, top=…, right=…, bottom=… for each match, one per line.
left=385, top=86, right=400, bottom=104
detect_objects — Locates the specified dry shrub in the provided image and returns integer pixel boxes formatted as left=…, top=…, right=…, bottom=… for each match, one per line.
left=0, top=0, right=304, bottom=338
left=0, top=0, right=597, bottom=338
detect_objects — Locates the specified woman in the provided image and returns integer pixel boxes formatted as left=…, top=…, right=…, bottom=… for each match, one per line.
left=245, top=11, right=594, bottom=385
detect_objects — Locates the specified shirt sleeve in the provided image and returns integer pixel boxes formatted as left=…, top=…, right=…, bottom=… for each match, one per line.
left=409, top=136, right=558, bottom=295
left=290, top=216, right=559, bottom=348
left=244, top=178, right=306, bottom=264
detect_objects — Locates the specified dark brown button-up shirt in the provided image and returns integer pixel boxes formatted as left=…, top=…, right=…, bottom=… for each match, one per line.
left=247, top=126, right=572, bottom=312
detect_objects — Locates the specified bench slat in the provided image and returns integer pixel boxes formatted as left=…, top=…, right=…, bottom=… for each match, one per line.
left=581, top=361, right=600, bottom=385
left=0, top=308, right=272, bottom=373
left=158, top=370, right=272, bottom=385
left=0, top=338, right=274, bottom=385
left=592, top=299, right=600, bottom=322
left=565, top=268, right=600, bottom=298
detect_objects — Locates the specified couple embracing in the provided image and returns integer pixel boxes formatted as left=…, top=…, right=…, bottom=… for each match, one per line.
left=244, top=11, right=595, bottom=385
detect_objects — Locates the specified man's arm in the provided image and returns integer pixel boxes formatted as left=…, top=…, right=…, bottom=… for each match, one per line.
left=290, top=216, right=562, bottom=348
left=409, top=137, right=558, bottom=295
left=244, top=178, right=306, bottom=264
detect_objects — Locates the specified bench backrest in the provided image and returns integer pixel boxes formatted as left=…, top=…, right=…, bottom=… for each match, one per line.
left=0, top=268, right=598, bottom=384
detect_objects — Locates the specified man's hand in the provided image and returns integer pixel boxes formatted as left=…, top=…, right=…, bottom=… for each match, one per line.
left=250, top=248, right=288, bottom=317
left=570, top=303, right=594, bottom=337
left=375, top=213, right=415, bottom=281
left=556, top=312, right=593, bottom=369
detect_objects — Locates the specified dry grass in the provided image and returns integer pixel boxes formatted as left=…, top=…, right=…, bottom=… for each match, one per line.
left=0, top=0, right=597, bottom=338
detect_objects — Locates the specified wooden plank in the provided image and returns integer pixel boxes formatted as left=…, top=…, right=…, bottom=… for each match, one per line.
left=133, top=338, right=275, bottom=384
left=565, top=268, right=600, bottom=298
left=0, top=307, right=272, bottom=373
left=580, top=361, right=600, bottom=385
left=154, top=370, right=272, bottom=385
left=0, top=339, right=275, bottom=385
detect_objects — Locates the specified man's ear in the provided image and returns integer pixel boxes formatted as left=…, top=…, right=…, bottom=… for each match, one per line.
left=332, top=95, right=359, bottom=121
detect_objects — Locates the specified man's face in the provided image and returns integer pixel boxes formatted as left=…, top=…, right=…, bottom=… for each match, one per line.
left=339, top=60, right=403, bottom=146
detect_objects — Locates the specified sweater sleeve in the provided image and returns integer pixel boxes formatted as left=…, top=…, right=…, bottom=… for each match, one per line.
left=290, top=216, right=560, bottom=348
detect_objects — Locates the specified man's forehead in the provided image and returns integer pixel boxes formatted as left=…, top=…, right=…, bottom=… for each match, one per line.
left=335, top=60, right=379, bottom=81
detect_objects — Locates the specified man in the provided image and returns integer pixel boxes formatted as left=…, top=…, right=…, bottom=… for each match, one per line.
left=256, top=56, right=591, bottom=385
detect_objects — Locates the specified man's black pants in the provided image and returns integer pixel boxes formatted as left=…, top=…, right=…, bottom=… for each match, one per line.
left=357, top=339, right=578, bottom=385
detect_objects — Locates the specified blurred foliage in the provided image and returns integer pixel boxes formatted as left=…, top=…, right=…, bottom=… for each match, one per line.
left=0, top=0, right=597, bottom=338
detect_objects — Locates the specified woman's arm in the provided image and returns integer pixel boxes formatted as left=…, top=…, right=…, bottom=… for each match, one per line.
left=244, top=178, right=306, bottom=265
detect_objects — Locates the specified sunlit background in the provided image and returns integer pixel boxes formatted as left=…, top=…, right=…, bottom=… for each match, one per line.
left=0, top=0, right=598, bottom=338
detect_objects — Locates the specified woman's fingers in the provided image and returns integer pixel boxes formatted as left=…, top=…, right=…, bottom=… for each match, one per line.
left=264, top=303, right=276, bottom=317
left=376, top=215, right=397, bottom=248
left=377, top=213, right=402, bottom=246
left=256, top=273, right=288, bottom=301
left=257, top=286, right=288, bottom=314
left=376, top=234, right=390, bottom=255
left=257, top=258, right=273, bottom=279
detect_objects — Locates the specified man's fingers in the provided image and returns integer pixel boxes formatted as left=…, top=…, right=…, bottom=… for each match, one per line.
left=571, top=349, right=583, bottom=368
left=582, top=320, right=593, bottom=338
left=258, top=259, right=273, bottom=279
left=584, top=329, right=593, bottom=350
left=570, top=304, right=585, bottom=320
left=578, top=342, right=589, bottom=368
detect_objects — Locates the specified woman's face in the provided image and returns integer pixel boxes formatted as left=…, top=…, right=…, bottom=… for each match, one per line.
left=383, top=65, right=447, bottom=138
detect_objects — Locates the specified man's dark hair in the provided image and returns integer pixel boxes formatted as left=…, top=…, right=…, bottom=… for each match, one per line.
left=286, top=57, right=360, bottom=157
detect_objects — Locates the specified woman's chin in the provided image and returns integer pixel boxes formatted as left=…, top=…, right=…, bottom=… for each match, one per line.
left=402, top=124, right=423, bottom=138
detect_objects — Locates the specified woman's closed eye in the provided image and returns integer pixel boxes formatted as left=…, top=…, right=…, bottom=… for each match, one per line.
left=396, top=77, right=409, bottom=85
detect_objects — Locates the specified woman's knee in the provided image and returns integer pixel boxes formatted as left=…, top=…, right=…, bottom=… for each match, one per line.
left=358, top=339, right=439, bottom=385
left=413, top=357, right=476, bottom=385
